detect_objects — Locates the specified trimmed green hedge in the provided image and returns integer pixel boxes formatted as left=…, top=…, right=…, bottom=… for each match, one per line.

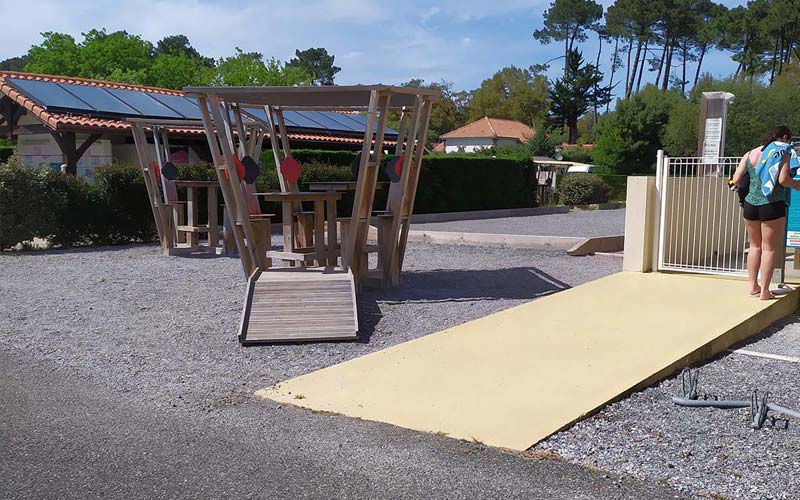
left=0, top=163, right=157, bottom=249
left=1, top=155, right=538, bottom=250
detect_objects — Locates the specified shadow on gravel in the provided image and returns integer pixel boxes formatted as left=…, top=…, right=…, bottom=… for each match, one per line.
left=370, top=267, right=571, bottom=305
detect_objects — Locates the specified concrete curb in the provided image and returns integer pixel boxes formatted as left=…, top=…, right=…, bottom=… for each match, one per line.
left=410, top=206, right=571, bottom=224
left=567, top=235, right=625, bottom=256
left=399, top=230, right=584, bottom=250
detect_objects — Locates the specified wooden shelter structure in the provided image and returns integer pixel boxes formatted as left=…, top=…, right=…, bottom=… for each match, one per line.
left=184, top=85, right=439, bottom=343
left=128, top=118, right=230, bottom=256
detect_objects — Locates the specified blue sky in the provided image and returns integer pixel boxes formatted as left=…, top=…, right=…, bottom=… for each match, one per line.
left=0, top=0, right=748, bottom=98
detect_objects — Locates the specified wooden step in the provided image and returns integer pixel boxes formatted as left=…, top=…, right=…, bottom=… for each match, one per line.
left=239, top=267, right=358, bottom=344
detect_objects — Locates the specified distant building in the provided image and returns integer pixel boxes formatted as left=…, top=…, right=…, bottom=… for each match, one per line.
left=438, top=117, right=535, bottom=154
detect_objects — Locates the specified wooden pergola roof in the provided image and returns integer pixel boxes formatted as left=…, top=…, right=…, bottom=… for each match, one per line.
left=183, top=85, right=440, bottom=110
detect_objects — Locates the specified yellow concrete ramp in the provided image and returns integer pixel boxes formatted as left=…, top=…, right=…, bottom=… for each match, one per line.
left=257, top=272, right=798, bottom=451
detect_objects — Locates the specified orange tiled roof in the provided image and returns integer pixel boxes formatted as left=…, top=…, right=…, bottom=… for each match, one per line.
left=0, top=71, right=392, bottom=145
left=440, top=117, right=535, bottom=142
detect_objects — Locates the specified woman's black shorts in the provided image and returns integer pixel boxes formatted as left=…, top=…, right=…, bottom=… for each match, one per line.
left=743, top=201, right=786, bottom=221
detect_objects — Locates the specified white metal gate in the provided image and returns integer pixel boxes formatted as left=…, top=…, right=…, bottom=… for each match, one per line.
left=656, top=152, right=748, bottom=276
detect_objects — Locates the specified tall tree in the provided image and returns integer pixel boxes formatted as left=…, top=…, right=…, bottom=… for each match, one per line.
left=605, top=0, right=659, bottom=98
left=286, top=48, right=340, bottom=86
left=214, top=48, right=311, bottom=86
left=0, top=56, right=29, bottom=71
left=534, top=0, right=604, bottom=74
left=77, top=29, right=154, bottom=84
left=24, top=32, right=82, bottom=76
left=146, top=53, right=215, bottom=89
left=400, top=79, right=471, bottom=139
left=469, top=66, right=550, bottom=126
left=155, top=34, right=214, bottom=67
left=692, top=1, right=727, bottom=87
left=549, top=50, right=612, bottom=143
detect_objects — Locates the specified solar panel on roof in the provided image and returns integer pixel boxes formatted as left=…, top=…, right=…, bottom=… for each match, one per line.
left=59, top=83, right=141, bottom=116
left=105, top=88, right=182, bottom=119
left=7, top=78, right=96, bottom=113
left=240, top=108, right=397, bottom=135
left=282, top=110, right=329, bottom=129
left=150, top=94, right=203, bottom=119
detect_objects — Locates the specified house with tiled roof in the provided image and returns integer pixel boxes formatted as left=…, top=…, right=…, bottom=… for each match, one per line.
left=438, top=117, right=535, bottom=154
left=0, top=71, right=397, bottom=178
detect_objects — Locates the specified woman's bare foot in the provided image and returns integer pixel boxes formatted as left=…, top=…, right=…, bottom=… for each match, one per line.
left=749, top=286, right=761, bottom=296
left=760, top=290, right=777, bottom=300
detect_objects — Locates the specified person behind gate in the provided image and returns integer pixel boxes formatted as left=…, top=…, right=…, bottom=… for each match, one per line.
left=732, top=126, right=800, bottom=300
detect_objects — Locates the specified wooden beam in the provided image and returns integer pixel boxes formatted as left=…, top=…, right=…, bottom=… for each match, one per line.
left=76, top=133, right=101, bottom=160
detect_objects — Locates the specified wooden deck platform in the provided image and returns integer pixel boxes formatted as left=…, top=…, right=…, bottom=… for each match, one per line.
left=239, top=267, right=359, bottom=344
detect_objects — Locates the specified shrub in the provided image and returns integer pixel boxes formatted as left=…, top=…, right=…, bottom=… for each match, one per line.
left=91, top=165, right=156, bottom=244
left=559, top=174, right=611, bottom=205
left=596, top=174, right=628, bottom=202
left=560, top=145, right=594, bottom=164
left=0, top=161, right=51, bottom=249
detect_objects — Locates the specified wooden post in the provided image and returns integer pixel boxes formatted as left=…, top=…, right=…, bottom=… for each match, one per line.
left=394, top=97, right=434, bottom=283
left=197, top=95, right=256, bottom=276
left=383, top=97, right=424, bottom=286
left=130, top=122, right=169, bottom=253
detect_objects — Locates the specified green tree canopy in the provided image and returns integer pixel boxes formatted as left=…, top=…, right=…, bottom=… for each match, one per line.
left=400, top=79, right=471, bottom=140
left=592, top=85, right=682, bottom=174
left=155, top=34, right=214, bottom=67
left=286, top=47, right=341, bottom=86
left=77, top=29, right=154, bottom=83
left=214, top=48, right=311, bottom=86
left=25, top=32, right=82, bottom=76
left=469, top=66, right=549, bottom=126
left=0, top=56, right=30, bottom=71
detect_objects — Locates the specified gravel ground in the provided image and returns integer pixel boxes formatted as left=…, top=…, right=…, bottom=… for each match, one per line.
left=412, top=208, right=626, bottom=237
left=536, top=313, right=800, bottom=500
left=0, top=242, right=690, bottom=500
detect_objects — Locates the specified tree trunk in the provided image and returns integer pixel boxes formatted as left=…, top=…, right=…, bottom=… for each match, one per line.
left=606, top=37, right=620, bottom=113
left=681, top=39, right=688, bottom=95
left=625, top=38, right=633, bottom=97
left=594, top=33, right=603, bottom=124
left=568, top=118, right=579, bottom=144
left=636, top=40, right=649, bottom=92
left=655, top=43, right=667, bottom=85
left=627, top=39, right=643, bottom=99
left=661, top=40, right=674, bottom=90
left=770, top=32, right=780, bottom=85
left=693, top=43, right=707, bottom=88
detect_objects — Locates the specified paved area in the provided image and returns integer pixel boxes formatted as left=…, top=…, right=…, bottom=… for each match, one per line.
left=261, top=273, right=796, bottom=450
left=0, top=243, right=687, bottom=499
left=412, top=208, right=626, bottom=237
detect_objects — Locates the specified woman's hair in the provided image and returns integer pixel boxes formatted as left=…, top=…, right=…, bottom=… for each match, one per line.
left=761, top=126, right=793, bottom=148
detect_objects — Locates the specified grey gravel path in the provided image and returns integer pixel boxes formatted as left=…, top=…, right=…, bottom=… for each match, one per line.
left=412, top=208, right=626, bottom=237
left=0, top=243, right=689, bottom=500
left=536, top=313, right=800, bottom=500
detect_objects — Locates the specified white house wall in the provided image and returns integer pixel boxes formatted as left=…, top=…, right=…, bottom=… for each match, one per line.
left=443, top=137, right=520, bottom=154
left=16, top=133, right=113, bottom=180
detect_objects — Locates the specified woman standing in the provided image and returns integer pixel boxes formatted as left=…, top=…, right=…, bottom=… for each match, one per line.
left=732, top=126, right=800, bottom=299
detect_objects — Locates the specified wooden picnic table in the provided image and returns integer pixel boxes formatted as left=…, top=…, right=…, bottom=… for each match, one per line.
left=255, top=191, right=342, bottom=266
left=173, top=179, right=222, bottom=249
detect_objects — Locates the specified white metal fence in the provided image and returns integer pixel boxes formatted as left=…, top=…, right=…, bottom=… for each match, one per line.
left=656, top=153, right=748, bottom=276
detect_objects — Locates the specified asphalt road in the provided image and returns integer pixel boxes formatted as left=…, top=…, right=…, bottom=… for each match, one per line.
left=0, top=349, right=686, bottom=500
